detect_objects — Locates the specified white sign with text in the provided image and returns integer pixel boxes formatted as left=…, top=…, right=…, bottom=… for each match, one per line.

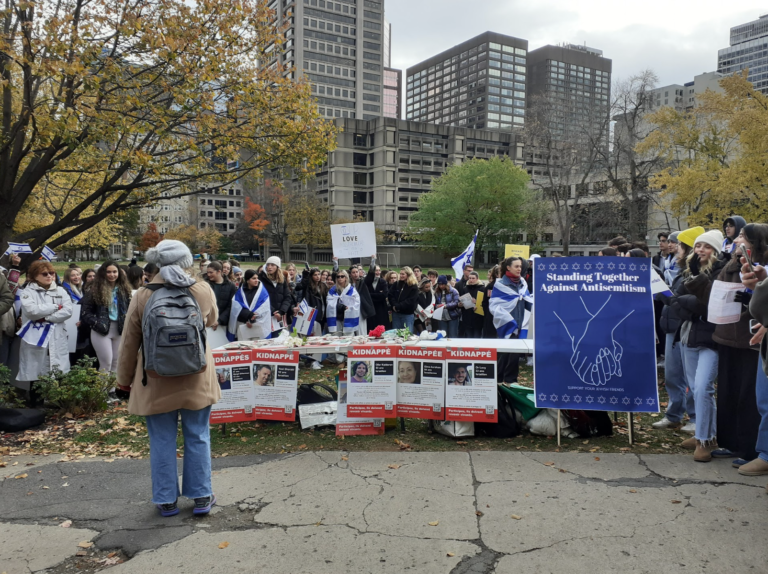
left=331, top=222, right=377, bottom=259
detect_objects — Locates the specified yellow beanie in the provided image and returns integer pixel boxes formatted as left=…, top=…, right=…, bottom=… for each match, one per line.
left=677, top=226, right=705, bottom=248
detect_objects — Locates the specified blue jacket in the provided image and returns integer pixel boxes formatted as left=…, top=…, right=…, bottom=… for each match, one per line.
left=435, top=287, right=461, bottom=320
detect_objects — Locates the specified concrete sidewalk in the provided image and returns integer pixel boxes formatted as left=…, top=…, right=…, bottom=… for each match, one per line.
left=1, top=451, right=766, bottom=573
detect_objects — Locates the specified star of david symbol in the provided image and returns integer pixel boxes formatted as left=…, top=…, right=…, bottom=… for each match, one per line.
left=539, top=393, right=547, bottom=402
left=32, top=322, right=47, bottom=331
left=610, top=396, right=618, bottom=405
left=561, top=394, right=571, bottom=402
left=549, top=394, right=559, bottom=402
left=596, top=262, right=604, bottom=270
left=549, top=263, right=558, bottom=271
left=607, top=262, right=616, bottom=270
left=573, top=395, right=582, bottom=403
left=640, top=264, right=648, bottom=271
left=622, top=397, right=631, bottom=405
left=646, top=398, right=656, bottom=405
left=560, top=263, right=569, bottom=270
left=634, top=397, right=643, bottom=405
left=538, top=264, right=546, bottom=271
left=629, top=263, right=637, bottom=271
left=572, top=263, right=580, bottom=270
left=584, top=263, right=592, bottom=270
left=618, top=263, right=626, bottom=270
left=586, top=395, right=594, bottom=403
left=597, top=396, right=606, bottom=404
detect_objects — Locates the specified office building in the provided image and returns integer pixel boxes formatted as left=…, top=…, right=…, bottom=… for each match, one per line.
left=189, top=181, right=245, bottom=236
left=405, top=32, right=528, bottom=130
left=718, top=14, right=768, bottom=94
left=138, top=195, right=190, bottom=235
left=383, top=67, right=401, bottom=118
left=650, top=71, right=725, bottom=111
left=526, top=43, right=612, bottom=141
left=268, top=0, right=386, bottom=120
left=275, top=117, right=523, bottom=265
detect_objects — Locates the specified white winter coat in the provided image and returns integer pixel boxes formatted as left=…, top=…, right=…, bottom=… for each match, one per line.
left=16, top=283, right=73, bottom=382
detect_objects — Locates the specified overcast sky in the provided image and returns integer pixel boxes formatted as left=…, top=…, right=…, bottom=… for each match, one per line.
left=386, top=0, right=766, bottom=86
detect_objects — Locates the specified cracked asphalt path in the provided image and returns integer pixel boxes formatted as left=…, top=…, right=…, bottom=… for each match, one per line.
left=1, top=451, right=766, bottom=573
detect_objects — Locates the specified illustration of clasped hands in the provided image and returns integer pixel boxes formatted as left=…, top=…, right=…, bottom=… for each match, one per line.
left=555, top=296, right=634, bottom=387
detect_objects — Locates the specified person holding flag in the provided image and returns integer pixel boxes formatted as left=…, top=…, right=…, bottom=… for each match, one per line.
left=327, top=270, right=361, bottom=335
left=16, top=260, right=73, bottom=388
left=489, top=256, right=533, bottom=384
left=451, top=231, right=478, bottom=282
left=228, top=270, right=272, bottom=342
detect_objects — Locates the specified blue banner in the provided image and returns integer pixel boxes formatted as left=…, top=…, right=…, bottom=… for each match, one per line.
left=533, top=257, right=659, bottom=413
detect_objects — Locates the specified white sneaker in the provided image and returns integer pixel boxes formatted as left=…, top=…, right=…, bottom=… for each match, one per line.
left=651, top=417, right=682, bottom=429
left=311, top=361, right=322, bottom=370
left=681, top=422, right=696, bottom=434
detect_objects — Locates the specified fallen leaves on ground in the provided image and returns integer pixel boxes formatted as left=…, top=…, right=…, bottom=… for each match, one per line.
left=447, top=552, right=455, bottom=557
left=428, top=520, right=439, bottom=526
left=387, top=464, right=401, bottom=470
left=60, top=520, right=72, bottom=528
left=510, top=514, right=522, bottom=520
left=78, top=541, right=94, bottom=549
left=218, top=542, right=230, bottom=549
left=14, top=473, right=27, bottom=479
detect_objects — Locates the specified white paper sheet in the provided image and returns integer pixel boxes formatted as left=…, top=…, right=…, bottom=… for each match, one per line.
left=331, top=222, right=377, bottom=259
left=64, top=307, right=81, bottom=353
left=707, top=280, right=745, bottom=325
left=459, top=293, right=476, bottom=309
left=206, top=326, right=230, bottom=349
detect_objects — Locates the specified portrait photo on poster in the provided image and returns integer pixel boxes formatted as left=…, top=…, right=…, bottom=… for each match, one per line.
left=448, top=363, right=472, bottom=386
left=253, top=364, right=275, bottom=387
left=215, top=367, right=232, bottom=390
left=397, top=361, right=421, bottom=385
left=350, top=360, right=373, bottom=383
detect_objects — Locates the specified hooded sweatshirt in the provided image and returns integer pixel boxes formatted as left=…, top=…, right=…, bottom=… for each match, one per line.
left=722, top=216, right=746, bottom=253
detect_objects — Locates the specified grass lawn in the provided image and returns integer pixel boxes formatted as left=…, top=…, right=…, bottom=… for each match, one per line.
left=3, top=363, right=691, bottom=461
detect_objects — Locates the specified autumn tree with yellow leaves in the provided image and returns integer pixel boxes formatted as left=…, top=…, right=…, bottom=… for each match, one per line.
left=0, top=0, right=335, bottom=268
left=638, top=72, right=768, bottom=226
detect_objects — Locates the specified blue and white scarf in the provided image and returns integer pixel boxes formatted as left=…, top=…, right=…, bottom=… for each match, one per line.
left=17, top=318, right=53, bottom=348
left=489, top=277, right=533, bottom=339
left=326, top=284, right=360, bottom=334
left=62, top=282, right=82, bottom=303
left=227, top=283, right=271, bottom=342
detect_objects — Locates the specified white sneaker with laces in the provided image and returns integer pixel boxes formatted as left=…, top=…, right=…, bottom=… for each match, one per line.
left=651, top=417, right=681, bottom=429
left=311, top=361, right=322, bottom=370
left=681, top=422, right=696, bottom=434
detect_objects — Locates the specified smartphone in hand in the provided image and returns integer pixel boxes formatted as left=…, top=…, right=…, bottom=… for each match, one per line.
left=740, top=244, right=754, bottom=273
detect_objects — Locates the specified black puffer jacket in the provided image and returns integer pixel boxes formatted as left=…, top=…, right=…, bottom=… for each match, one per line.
left=205, top=278, right=238, bottom=326
left=365, top=269, right=389, bottom=329
left=388, top=281, right=419, bottom=314
left=258, top=270, right=292, bottom=316
left=80, top=288, right=130, bottom=336
left=658, top=272, right=686, bottom=335
left=297, top=270, right=327, bottom=324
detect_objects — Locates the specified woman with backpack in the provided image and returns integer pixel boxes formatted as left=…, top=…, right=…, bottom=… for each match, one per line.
left=258, top=256, right=292, bottom=337
left=116, top=239, right=219, bottom=517
left=80, top=261, right=131, bottom=374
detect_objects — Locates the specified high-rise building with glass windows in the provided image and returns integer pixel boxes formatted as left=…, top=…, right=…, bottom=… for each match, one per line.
left=382, top=67, right=401, bottom=118
left=405, top=32, right=528, bottom=130
left=718, top=14, right=768, bottom=95
left=268, top=0, right=386, bottom=120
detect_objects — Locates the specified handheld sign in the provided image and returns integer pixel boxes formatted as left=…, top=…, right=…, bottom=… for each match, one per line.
left=331, top=222, right=377, bottom=259
left=504, top=244, right=530, bottom=259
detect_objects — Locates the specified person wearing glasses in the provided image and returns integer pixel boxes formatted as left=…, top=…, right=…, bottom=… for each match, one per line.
left=16, top=260, right=73, bottom=389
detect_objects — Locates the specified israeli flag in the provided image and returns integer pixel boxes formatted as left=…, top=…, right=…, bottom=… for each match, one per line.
left=489, top=278, right=533, bottom=339
left=227, top=283, right=272, bottom=342
left=17, top=319, right=53, bottom=348
left=326, top=284, right=360, bottom=334
left=451, top=230, right=478, bottom=280
left=41, top=245, right=56, bottom=261
left=3, top=242, right=32, bottom=256
left=62, top=282, right=82, bottom=303
left=650, top=269, right=673, bottom=297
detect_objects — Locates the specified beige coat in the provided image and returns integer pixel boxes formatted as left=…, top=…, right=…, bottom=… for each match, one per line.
left=117, top=275, right=221, bottom=416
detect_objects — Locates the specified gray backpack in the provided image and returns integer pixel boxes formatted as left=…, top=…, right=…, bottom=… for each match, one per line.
left=141, top=284, right=207, bottom=382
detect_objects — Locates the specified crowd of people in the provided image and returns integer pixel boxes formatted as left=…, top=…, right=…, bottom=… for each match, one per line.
left=2, top=215, right=768, bottom=513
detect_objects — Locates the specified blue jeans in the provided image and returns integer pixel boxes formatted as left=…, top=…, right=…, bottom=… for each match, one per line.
left=664, top=334, right=695, bottom=423
left=680, top=345, right=718, bottom=443
left=392, top=312, right=414, bottom=332
left=756, top=357, right=768, bottom=463
left=145, top=406, right=213, bottom=504
left=434, top=318, right=459, bottom=338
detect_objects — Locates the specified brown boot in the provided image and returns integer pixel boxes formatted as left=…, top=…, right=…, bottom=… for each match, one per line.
left=681, top=437, right=697, bottom=450
left=737, top=458, right=768, bottom=476
left=694, top=440, right=715, bottom=462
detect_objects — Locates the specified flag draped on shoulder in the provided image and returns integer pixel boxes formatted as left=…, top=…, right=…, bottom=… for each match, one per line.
left=489, top=278, right=533, bottom=339
left=451, top=230, right=478, bottom=279
left=62, top=283, right=82, bottom=303
left=227, top=283, right=271, bottom=342
left=326, top=284, right=360, bottom=333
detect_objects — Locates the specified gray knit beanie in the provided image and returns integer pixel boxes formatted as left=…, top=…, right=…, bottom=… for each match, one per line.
left=145, top=240, right=194, bottom=269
